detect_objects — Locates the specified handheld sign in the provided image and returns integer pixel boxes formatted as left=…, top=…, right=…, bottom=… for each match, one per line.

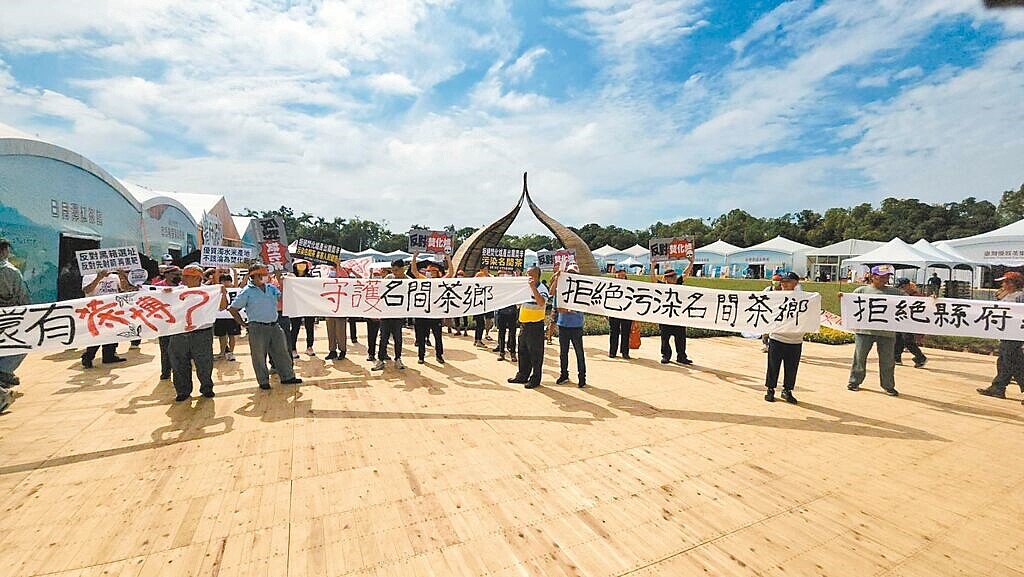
left=409, top=229, right=453, bottom=255
left=480, top=247, right=525, bottom=272
left=553, top=249, right=576, bottom=271
left=294, top=238, right=342, bottom=265
left=649, top=236, right=695, bottom=263
left=76, top=246, right=142, bottom=275
left=200, top=245, right=253, bottom=267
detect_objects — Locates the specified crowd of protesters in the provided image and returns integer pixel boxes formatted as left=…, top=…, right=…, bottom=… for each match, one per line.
left=2, top=236, right=1024, bottom=414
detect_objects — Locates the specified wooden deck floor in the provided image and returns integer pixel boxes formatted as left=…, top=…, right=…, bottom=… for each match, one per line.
left=1, top=329, right=1022, bottom=577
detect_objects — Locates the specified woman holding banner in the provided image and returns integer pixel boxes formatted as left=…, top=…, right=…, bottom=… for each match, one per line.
left=608, top=268, right=632, bottom=359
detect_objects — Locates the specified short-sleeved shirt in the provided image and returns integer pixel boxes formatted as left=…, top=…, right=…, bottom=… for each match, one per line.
left=519, top=283, right=549, bottom=323
left=231, top=282, right=282, bottom=323
left=82, top=273, right=122, bottom=297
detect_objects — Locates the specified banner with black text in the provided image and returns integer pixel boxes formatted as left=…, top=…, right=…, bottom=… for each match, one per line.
left=556, top=273, right=821, bottom=333
left=0, top=285, right=224, bottom=356
left=282, top=276, right=532, bottom=319
left=840, top=292, right=1024, bottom=339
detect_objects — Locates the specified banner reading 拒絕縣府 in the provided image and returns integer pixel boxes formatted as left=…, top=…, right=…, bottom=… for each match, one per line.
left=0, top=285, right=224, bottom=357
left=840, top=292, right=1024, bottom=339
left=556, top=273, right=821, bottom=333
left=282, top=276, right=532, bottom=319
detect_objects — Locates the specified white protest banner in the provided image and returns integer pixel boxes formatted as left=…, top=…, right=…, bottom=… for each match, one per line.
left=556, top=273, right=821, bottom=333
left=76, top=246, right=142, bottom=275
left=840, top=292, right=1024, bottom=339
left=820, top=310, right=849, bottom=333
left=0, top=285, right=223, bottom=356
left=200, top=245, right=253, bottom=267
left=336, top=256, right=374, bottom=279
left=408, top=229, right=453, bottom=255
left=649, top=237, right=695, bottom=263
left=282, top=276, right=532, bottom=319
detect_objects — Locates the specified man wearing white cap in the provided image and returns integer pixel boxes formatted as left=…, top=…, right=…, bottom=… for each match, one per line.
left=550, top=263, right=586, bottom=387
left=844, top=265, right=901, bottom=396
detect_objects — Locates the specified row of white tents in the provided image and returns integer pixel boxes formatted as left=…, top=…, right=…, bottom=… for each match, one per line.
left=286, top=218, right=1024, bottom=287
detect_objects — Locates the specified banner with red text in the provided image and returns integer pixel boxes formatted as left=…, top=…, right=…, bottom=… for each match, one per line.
left=0, top=285, right=223, bottom=356
left=282, top=276, right=532, bottom=319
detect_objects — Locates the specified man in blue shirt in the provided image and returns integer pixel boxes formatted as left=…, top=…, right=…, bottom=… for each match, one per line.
left=551, top=264, right=586, bottom=388
left=229, top=263, right=302, bottom=390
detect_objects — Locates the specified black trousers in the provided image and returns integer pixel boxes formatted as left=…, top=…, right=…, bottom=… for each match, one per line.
left=366, top=319, right=380, bottom=359
left=348, top=318, right=358, bottom=341
left=895, top=333, right=926, bottom=363
left=515, top=321, right=546, bottom=386
left=496, top=314, right=517, bottom=354
left=474, top=314, right=485, bottom=341
left=415, top=319, right=444, bottom=360
left=991, top=339, right=1024, bottom=392
left=82, top=343, right=118, bottom=363
left=290, top=316, right=315, bottom=350
left=765, top=339, right=802, bottom=391
left=609, top=317, right=632, bottom=356
left=660, top=325, right=687, bottom=361
left=378, top=318, right=403, bottom=360
left=558, top=326, right=586, bottom=380
left=159, top=335, right=172, bottom=376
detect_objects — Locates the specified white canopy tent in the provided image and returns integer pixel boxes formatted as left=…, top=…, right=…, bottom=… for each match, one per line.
left=944, top=218, right=1024, bottom=267
left=693, top=239, right=738, bottom=277
left=622, top=244, right=650, bottom=258
left=727, top=236, right=814, bottom=278
left=592, top=244, right=623, bottom=258
left=843, top=238, right=957, bottom=281
left=805, top=239, right=883, bottom=281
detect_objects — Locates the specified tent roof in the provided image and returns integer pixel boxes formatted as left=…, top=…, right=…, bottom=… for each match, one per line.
left=844, top=237, right=954, bottom=268
left=356, top=248, right=387, bottom=256
left=933, top=241, right=981, bottom=264
left=696, top=239, right=741, bottom=256
left=912, top=239, right=977, bottom=265
left=592, top=244, right=623, bottom=257
left=734, top=236, right=814, bottom=255
left=617, top=256, right=645, bottom=267
left=622, top=244, right=650, bottom=257
left=806, top=239, right=884, bottom=257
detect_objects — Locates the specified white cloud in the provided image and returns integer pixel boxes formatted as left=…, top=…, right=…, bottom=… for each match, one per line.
left=504, top=46, right=548, bottom=83
left=367, top=73, right=421, bottom=95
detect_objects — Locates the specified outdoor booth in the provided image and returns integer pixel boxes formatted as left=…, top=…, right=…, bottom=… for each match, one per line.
left=693, top=239, right=739, bottom=277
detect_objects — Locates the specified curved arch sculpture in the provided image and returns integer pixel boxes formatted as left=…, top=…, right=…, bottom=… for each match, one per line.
left=453, top=173, right=600, bottom=276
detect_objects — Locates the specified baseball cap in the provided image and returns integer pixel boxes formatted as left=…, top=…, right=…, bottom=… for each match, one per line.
left=783, top=272, right=800, bottom=281
left=182, top=264, right=204, bottom=277
left=663, top=268, right=678, bottom=276
left=870, top=265, right=895, bottom=276
left=995, top=271, right=1024, bottom=284
left=895, top=277, right=911, bottom=287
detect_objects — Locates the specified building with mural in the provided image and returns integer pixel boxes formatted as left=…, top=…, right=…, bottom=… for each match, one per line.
left=0, top=123, right=145, bottom=303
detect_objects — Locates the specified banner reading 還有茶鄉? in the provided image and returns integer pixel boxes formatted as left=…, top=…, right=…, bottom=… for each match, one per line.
left=840, top=292, right=1024, bottom=339
left=282, top=276, right=533, bottom=319
left=556, top=273, right=821, bottom=334
left=0, top=285, right=224, bottom=357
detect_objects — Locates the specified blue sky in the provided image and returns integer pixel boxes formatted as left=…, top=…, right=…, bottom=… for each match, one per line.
left=1, top=0, right=1023, bottom=235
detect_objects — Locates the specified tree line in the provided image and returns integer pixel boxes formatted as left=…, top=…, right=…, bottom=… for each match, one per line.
left=243, top=183, right=1024, bottom=253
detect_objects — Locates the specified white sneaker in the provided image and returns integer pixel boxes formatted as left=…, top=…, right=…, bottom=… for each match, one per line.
left=372, top=360, right=385, bottom=371
left=214, top=353, right=225, bottom=360
left=225, top=352, right=236, bottom=361
left=305, top=347, right=315, bottom=356
left=394, top=358, right=405, bottom=370
left=291, top=351, right=300, bottom=359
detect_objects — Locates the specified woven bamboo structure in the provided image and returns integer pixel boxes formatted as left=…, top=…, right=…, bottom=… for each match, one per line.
left=453, top=173, right=600, bottom=275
